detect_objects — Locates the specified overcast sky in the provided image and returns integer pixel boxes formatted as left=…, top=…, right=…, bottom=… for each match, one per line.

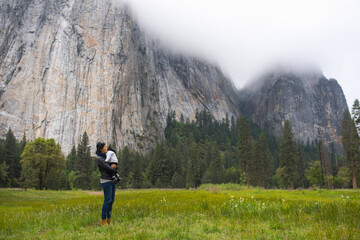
left=124, top=0, right=360, bottom=108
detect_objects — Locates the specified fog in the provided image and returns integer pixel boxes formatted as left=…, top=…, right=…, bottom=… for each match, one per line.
left=123, top=0, right=360, bottom=107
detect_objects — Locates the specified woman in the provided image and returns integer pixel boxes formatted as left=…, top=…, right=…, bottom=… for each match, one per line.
left=96, top=142, right=118, bottom=226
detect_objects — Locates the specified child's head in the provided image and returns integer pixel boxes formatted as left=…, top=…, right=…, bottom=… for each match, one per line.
left=107, top=147, right=116, bottom=154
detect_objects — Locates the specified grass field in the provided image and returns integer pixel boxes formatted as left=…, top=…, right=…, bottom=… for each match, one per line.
left=0, top=184, right=359, bottom=239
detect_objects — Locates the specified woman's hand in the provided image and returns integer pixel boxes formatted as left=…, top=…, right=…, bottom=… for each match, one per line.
left=111, top=164, right=116, bottom=168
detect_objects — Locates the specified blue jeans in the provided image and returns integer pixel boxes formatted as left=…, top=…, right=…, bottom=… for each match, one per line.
left=101, top=182, right=116, bottom=219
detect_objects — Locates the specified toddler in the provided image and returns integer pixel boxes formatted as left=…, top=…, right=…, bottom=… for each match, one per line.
left=105, top=148, right=121, bottom=184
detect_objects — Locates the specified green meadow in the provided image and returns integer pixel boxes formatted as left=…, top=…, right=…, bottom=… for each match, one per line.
left=0, top=185, right=359, bottom=239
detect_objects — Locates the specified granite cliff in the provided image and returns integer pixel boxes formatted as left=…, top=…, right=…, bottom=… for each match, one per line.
left=240, top=69, right=348, bottom=152
left=0, top=0, right=348, bottom=154
left=0, top=0, right=239, bottom=153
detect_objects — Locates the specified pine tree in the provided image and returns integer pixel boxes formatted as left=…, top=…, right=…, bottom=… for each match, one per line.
left=65, top=145, right=78, bottom=189
left=171, top=172, right=183, bottom=188
left=317, top=140, right=331, bottom=189
left=120, top=146, right=131, bottom=188
left=75, top=132, right=93, bottom=189
left=237, top=116, right=252, bottom=188
left=180, top=113, right=185, bottom=124
left=165, top=111, right=176, bottom=142
left=174, top=143, right=184, bottom=175
left=295, top=143, right=305, bottom=189
left=230, top=115, right=237, bottom=146
left=4, top=128, right=20, bottom=186
left=323, top=142, right=331, bottom=189
left=316, top=141, right=325, bottom=188
left=224, top=145, right=236, bottom=169
left=204, top=142, right=214, bottom=172
left=0, top=161, right=9, bottom=187
left=341, top=109, right=359, bottom=189
left=250, top=138, right=260, bottom=186
left=197, top=142, right=206, bottom=177
left=0, top=139, right=4, bottom=165
left=172, top=142, right=185, bottom=187
left=148, top=142, right=170, bottom=187
left=168, top=131, right=178, bottom=148
left=130, top=153, right=143, bottom=189
left=19, top=132, right=27, bottom=155
left=0, top=139, right=6, bottom=186
left=66, top=146, right=77, bottom=172
left=258, top=133, right=271, bottom=188
left=279, top=120, right=296, bottom=189
left=186, top=142, right=201, bottom=188
left=329, top=142, right=336, bottom=189
left=208, top=142, right=223, bottom=184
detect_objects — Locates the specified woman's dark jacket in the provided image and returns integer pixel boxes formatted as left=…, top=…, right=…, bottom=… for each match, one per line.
left=96, top=155, right=118, bottom=180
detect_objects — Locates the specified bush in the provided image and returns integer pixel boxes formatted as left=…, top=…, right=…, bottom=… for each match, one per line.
left=67, top=171, right=79, bottom=190
left=305, top=161, right=322, bottom=187
left=335, top=166, right=351, bottom=188
left=90, top=171, right=101, bottom=190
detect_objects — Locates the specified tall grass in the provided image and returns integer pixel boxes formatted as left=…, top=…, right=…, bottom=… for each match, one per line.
left=0, top=186, right=359, bottom=239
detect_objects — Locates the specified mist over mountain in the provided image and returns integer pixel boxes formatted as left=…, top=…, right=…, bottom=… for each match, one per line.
left=0, top=0, right=239, bottom=153
left=240, top=69, right=348, bottom=152
left=0, top=0, right=348, bottom=154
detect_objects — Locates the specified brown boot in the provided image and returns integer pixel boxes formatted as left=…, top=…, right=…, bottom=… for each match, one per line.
left=107, top=218, right=111, bottom=224
left=100, top=219, right=108, bottom=226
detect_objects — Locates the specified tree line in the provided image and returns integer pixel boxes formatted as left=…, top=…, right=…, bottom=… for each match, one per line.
left=0, top=99, right=359, bottom=190
left=0, top=130, right=99, bottom=190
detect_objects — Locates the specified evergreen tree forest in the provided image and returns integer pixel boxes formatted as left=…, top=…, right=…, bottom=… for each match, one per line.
left=0, top=99, right=359, bottom=190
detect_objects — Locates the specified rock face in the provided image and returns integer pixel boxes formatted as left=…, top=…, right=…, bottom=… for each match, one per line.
left=240, top=69, right=348, bottom=152
left=0, top=0, right=349, bottom=155
left=0, top=0, right=239, bottom=153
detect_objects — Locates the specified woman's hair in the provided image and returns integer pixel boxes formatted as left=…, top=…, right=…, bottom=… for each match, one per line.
left=96, top=142, right=106, bottom=155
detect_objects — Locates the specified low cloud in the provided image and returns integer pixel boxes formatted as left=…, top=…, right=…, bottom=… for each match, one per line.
left=123, top=0, right=360, bottom=106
